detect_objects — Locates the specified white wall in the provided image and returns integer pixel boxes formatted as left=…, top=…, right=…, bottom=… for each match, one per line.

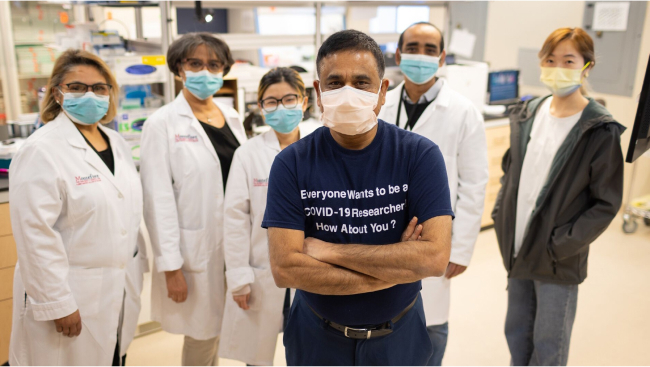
left=347, top=5, right=447, bottom=34
left=484, top=1, right=585, bottom=70
left=484, top=1, right=650, bottom=211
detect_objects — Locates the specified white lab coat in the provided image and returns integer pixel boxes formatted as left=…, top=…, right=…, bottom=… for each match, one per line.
left=140, top=92, right=247, bottom=340
left=218, top=122, right=321, bottom=366
left=378, top=80, right=488, bottom=325
left=8, top=113, right=143, bottom=366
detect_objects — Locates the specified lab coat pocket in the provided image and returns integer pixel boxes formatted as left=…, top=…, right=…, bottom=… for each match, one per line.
left=67, top=268, right=103, bottom=319
left=179, top=228, right=209, bottom=272
left=138, top=251, right=150, bottom=273
left=249, top=268, right=273, bottom=312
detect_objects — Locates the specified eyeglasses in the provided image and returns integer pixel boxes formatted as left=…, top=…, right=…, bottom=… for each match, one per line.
left=58, top=83, right=112, bottom=96
left=260, top=94, right=300, bottom=113
left=182, top=58, right=224, bottom=74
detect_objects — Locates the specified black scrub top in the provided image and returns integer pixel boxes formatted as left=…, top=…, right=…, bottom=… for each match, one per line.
left=79, top=128, right=115, bottom=175
left=199, top=121, right=240, bottom=188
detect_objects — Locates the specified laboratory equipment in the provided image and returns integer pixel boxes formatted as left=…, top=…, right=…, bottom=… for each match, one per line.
left=439, top=60, right=489, bottom=111
left=488, top=70, right=520, bottom=105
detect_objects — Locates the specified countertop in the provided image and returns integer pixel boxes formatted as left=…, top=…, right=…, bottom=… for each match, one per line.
left=484, top=117, right=510, bottom=129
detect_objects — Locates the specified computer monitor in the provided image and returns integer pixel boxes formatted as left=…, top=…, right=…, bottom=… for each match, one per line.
left=488, top=70, right=519, bottom=105
left=626, top=54, right=650, bottom=163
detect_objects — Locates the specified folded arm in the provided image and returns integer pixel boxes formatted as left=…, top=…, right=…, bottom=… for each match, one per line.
left=304, top=215, right=452, bottom=284
left=268, top=227, right=394, bottom=295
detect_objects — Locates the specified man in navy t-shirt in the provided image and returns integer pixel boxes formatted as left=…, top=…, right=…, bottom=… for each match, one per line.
left=262, top=30, right=454, bottom=366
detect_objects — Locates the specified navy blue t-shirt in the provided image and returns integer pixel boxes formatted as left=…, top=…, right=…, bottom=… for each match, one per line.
left=261, top=120, right=454, bottom=326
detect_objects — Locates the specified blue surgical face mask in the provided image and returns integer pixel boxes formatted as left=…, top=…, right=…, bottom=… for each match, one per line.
left=60, top=92, right=110, bottom=125
left=262, top=105, right=303, bottom=134
left=184, top=69, right=224, bottom=100
left=399, top=54, right=440, bottom=85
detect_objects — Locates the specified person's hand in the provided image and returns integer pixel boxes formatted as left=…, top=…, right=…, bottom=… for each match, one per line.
left=54, top=309, right=82, bottom=337
left=401, top=217, right=423, bottom=242
left=165, top=269, right=188, bottom=303
left=445, top=262, right=467, bottom=279
left=233, top=292, right=251, bottom=310
left=303, top=237, right=329, bottom=261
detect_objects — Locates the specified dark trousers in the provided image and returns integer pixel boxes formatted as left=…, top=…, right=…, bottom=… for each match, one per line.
left=425, top=323, right=448, bottom=366
left=284, top=291, right=432, bottom=366
left=112, top=345, right=126, bottom=366
left=282, top=288, right=291, bottom=331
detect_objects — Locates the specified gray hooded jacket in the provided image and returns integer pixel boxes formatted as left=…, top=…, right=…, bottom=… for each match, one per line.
left=492, top=95, right=626, bottom=284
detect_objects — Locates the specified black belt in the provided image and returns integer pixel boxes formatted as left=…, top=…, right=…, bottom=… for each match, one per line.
left=307, top=294, right=419, bottom=340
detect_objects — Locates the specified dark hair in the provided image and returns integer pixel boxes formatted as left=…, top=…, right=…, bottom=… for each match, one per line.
left=316, top=30, right=385, bottom=79
left=257, top=67, right=306, bottom=101
left=167, top=32, right=235, bottom=77
left=288, top=65, right=307, bottom=73
left=398, top=22, right=445, bottom=53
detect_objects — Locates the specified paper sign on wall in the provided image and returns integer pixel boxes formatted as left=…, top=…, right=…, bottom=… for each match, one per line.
left=448, top=29, right=476, bottom=59
left=593, top=2, right=630, bottom=31
left=349, top=7, right=377, bottom=20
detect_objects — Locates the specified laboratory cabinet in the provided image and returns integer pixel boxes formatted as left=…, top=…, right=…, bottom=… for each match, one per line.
left=481, top=119, right=511, bottom=228
left=0, top=202, right=16, bottom=365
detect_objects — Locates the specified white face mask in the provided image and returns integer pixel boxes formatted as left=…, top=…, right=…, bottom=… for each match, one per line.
left=319, top=85, right=381, bottom=136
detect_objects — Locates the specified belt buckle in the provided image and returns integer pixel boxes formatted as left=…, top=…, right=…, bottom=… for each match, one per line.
left=344, top=326, right=372, bottom=339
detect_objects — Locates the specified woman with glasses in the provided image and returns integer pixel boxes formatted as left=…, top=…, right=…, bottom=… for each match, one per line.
left=139, top=32, right=247, bottom=366
left=8, top=49, right=144, bottom=366
left=218, top=67, right=320, bottom=366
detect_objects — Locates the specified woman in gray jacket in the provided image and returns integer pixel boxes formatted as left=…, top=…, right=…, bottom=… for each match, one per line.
left=492, top=27, right=625, bottom=366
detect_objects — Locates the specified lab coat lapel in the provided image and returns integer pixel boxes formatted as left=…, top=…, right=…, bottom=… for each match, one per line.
left=191, top=118, right=220, bottom=164
left=98, top=125, right=129, bottom=195
left=217, top=101, right=247, bottom=146
left=60, top=115, right=124, bottom=194
left=262, top=129, right=281, bottom=153
left=411, top=80, right=451, bottom=133
left=174, top=92, right=220, bottom=164
left=383, top=82, right=406, bottom=128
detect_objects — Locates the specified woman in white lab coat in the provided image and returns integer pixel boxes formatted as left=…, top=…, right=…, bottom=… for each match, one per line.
left=139, top=33, right=247, bottom=366
left=219, top=67, right=320, bottom=366
left=9, top=49, right=144, bottom=366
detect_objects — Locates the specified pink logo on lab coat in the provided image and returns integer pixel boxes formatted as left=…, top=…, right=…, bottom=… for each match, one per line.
left=175, top=134, right=199, bottom=142
left=253, top=178, right=268, bottom=187
left=75, top=174, right=101, bottom=185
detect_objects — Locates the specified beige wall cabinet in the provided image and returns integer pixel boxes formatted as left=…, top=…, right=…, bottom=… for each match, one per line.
left=482, top=121, right=511, bottom=228
left=0, top=203, right=15, bottom=364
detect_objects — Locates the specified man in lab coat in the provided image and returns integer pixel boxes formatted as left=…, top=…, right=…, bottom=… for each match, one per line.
left=378, top=22, right=489, bottom=365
